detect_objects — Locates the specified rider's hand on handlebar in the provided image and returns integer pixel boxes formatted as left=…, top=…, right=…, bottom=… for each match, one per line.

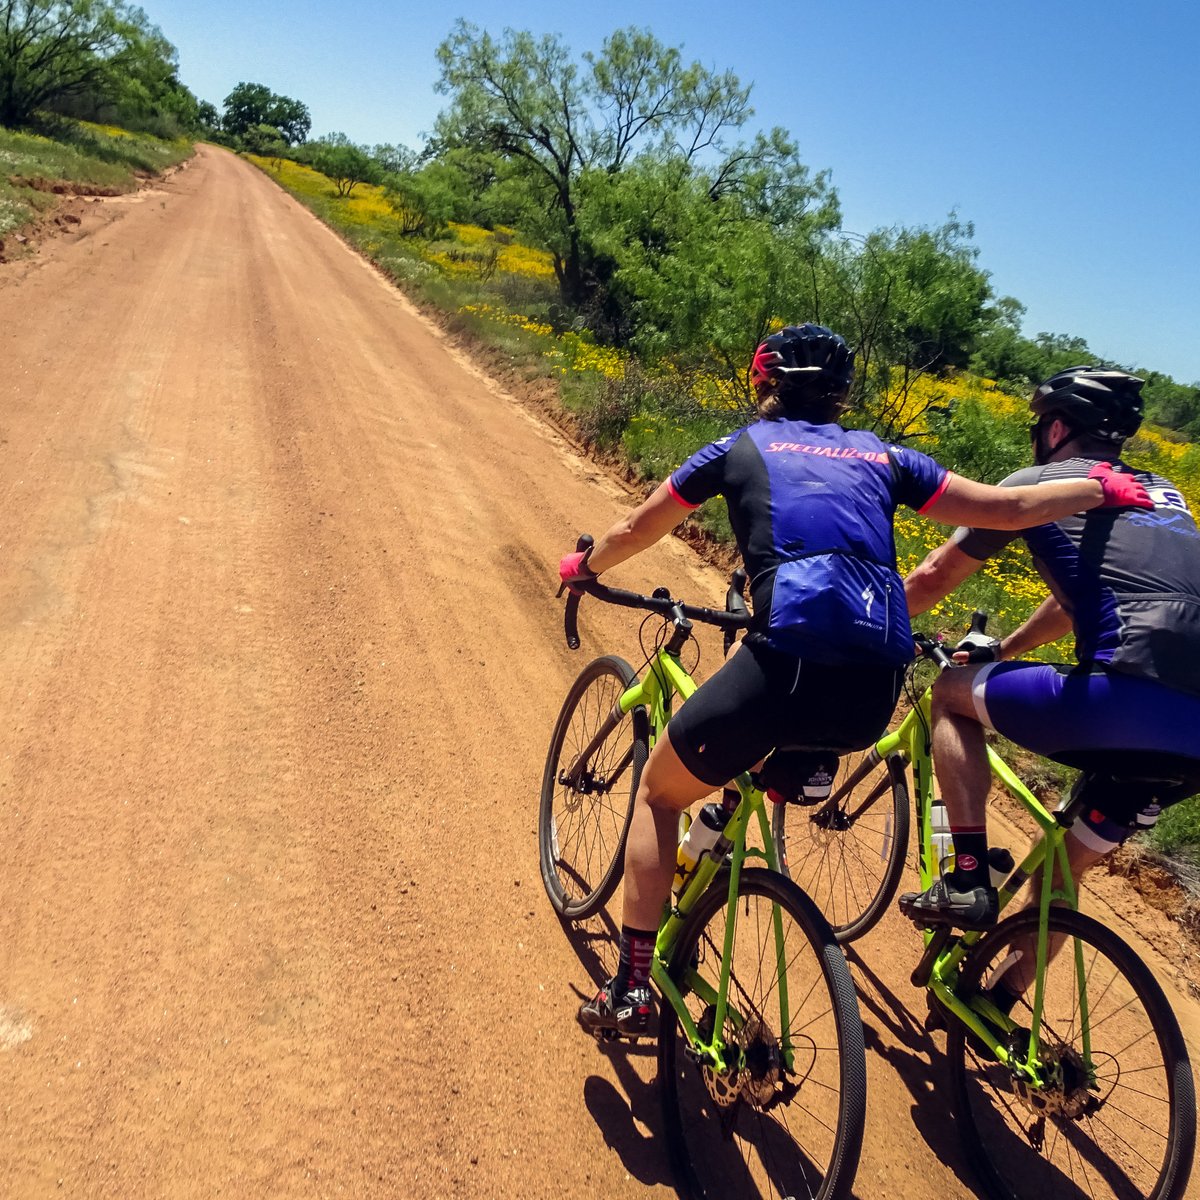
left=951, top=629, right=1002, bottom=664
left=558, top=548, right=597, bottom=596
left=1088, top=462, right=1155, bottom=510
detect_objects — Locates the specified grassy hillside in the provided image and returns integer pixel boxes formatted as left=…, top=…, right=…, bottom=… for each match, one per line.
left=0, top=120, right=191, bottom=249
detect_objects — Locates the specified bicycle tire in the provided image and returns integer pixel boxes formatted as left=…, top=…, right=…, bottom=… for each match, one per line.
left=659, top=868, right=866, bottom=1200
left=947, top=906, right=1196, bottom=1200
left=771, top=750, right=910, bottom=942
left=539, top=655, right=649, bottom=920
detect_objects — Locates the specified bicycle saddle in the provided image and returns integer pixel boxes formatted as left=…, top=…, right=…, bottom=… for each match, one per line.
left=756, top=748, right=841, bottom=805
left=1057, top=750, right=1200, bottom=824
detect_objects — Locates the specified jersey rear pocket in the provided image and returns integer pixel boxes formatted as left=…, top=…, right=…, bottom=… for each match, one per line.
left=766, top=554, right=912, bottom=665
left=1114, top=594, right=1200, bottom=698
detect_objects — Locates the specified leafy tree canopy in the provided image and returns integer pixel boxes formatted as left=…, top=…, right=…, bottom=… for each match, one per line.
left=0, top=0, right=185, bottom=128
left=222, top=80, right=310, bottom=145
left=434, top=21, right=764, bottom=310
left=309, top=133, right=379, bottom=197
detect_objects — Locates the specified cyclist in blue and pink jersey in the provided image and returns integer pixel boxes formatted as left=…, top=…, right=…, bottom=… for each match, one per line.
left=901, top=366, right=1200, bottom=933
left=558, top=327, right=1152, bottom=1037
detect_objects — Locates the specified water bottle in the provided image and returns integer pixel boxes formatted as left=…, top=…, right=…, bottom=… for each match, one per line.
left=988, top=846, right=1015, bottom=889
left=674, top=802, right=730, bottom=894
left=930, top=801, right=954, bottom=873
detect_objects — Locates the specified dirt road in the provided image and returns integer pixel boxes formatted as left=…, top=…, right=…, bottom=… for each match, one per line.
left=1, top=145, right=1197, bottom=1199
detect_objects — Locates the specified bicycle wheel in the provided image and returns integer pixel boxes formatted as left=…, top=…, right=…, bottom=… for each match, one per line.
left=659, top=868, right=866, bottom=1200
left=539, top=655, right=649, bottom=919
left=947, top=907, right=1196, bottom=1200
left=771, top=750, right=909, bottom=942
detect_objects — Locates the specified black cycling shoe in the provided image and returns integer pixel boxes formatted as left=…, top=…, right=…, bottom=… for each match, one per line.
left=899, top=872, right=998, bottom=931
left=577, top=979, right=655, bottom=1039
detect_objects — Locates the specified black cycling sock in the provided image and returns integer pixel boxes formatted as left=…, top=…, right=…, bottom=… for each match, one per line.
left=614, top=926, right=657, bottom=991
left=950, top=828, right=990, bottom=888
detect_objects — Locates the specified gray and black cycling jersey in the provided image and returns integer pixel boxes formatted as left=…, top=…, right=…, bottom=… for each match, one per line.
left=953, top=456, right=1200, bottom=697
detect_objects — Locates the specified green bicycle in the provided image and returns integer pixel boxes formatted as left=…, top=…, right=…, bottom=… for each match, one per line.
left=539, top=540, right=867, bottom=1200
left=771, top=626, right=1197, bottom=1200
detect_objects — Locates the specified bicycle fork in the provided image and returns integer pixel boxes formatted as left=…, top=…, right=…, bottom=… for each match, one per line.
left=654, top=793, right=798, bottom=1083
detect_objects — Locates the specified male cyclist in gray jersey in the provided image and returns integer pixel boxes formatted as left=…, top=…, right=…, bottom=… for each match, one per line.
left=902, top=366, right=1200, bottom=930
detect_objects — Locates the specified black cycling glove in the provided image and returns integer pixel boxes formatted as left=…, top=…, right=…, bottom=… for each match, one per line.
left=953, top=611, right=1002, bottom=663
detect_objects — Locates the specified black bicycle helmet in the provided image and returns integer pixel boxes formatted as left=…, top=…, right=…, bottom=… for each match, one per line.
left=1030, top=365, right=1145, bottom=443
left=751, top=324, right=855, bottom=400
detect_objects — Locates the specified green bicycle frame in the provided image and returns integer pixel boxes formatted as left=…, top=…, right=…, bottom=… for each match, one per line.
left=607, top=644, right=792, bottom=1075
left=880, top=684, right=1089, bottom=1082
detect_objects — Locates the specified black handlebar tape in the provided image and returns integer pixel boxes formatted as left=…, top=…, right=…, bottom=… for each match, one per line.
left=564, top=591, right=581, bottom=650
left=914, top=635, right=956, bottom=671
left=562, top=533, right=593, bottom=650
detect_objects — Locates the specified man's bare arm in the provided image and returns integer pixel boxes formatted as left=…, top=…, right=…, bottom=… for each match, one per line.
left=905, top=539, right=982, bottom=617
left=999, top=595, right=1073, bottom=660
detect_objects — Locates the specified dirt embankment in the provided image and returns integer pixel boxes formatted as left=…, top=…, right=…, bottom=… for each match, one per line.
left=0, top=156, right=191, bottom=264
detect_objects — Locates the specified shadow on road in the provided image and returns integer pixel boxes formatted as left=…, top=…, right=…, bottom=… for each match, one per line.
left=583, top=1049, right=673, bottom=1189
left=557, top=906, right=621, bottom=990
left=846, top=947, right=976, bottom=1185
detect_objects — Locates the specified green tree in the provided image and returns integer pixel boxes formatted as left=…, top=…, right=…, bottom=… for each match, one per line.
left=243, top=121, right=285, bottom=160
left=0, top=0, right=177, bottom=128
left=385, top=162, right=457, bottom=237
left=926, top=397, right=1028, bottom=483
left=371, top=142, right=416, bottom=174
left=221, top=81, right=272, bottom=137
left=576, top=144, right=835, bottom=378
left=434, top=21, right=754, bottom=312
left=266, top=93, right=308, bottom=144
left=196, top=99, right=218, bottom=130
left=222, top=80, right=309, bottom=145
left=311, top=135, right=379, bottom=197
left=811, top=218, right=995, bottom=439
left=1142, top=373, right=1200, bottom=437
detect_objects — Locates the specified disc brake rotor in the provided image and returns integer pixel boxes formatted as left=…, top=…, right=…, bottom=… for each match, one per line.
left=1013, top=1041, right=1098, bottom=1120
left=693, top=1008, right=783, bottom=1110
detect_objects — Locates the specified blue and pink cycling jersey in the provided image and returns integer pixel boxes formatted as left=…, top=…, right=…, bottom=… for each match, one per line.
left=669, top=418, right=949, bottom=666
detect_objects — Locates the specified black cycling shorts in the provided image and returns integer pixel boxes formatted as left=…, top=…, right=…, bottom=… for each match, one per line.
left=666, top=639, right=904, bottom=788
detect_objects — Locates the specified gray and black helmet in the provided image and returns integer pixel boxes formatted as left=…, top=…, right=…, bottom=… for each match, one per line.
left=1031, top=366, right=1145, bottom=443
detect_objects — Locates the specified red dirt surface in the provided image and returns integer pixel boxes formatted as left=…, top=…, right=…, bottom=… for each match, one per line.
left=1, top=144, right=1197, bottom=1198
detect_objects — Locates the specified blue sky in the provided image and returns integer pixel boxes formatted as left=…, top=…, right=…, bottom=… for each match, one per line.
left=151, top=1, right=1199, bottom=385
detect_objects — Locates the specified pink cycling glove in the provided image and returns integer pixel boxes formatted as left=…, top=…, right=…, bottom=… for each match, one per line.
left=558, top=549, right=596, bottom=595
left=1088, top=462, right=1154, bottom=510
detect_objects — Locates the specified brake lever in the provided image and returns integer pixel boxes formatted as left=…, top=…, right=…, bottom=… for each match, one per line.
left=723, top=567, right=748, bottom=657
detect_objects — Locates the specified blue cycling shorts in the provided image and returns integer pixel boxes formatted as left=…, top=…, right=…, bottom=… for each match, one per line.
left=971, top=661, right=1200, bottom=830
left=972, top=662, right=1200, bottom=761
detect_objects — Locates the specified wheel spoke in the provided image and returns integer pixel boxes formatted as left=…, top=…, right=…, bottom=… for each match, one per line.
left=774, top=752, right=908, bottom=941
left=539, top=658, right=643, bottom=919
